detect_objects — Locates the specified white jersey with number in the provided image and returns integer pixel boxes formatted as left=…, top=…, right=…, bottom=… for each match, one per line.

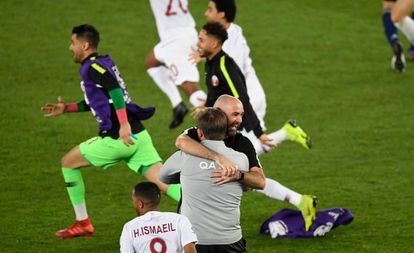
left=223, top=23, right=267, bottom=128
left=149, top=0, right=199, bottom=85
left=149, top=0, right=196, bottom=42
left=120, top=211, right=197, bottom=253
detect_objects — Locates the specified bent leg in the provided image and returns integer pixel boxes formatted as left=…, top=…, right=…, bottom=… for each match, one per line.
left=61, top=145, right=90, bottom=169
left=395, top=16, right=414, bottom=44
left=146, top=50, right=183, bottom=108
left=60, top=145, right=90, bottom=221
left=383, top=1, right=399, bottom=49
left=254, top=178, right=302, bottom=207
left=392, top=0, right=414, bottom=23
left=143, top=162, right=168, bottom=193
left=181, top=81, right=206, bottom=107
left=143, top=163, right=181, bottom=202
left=144, top=50, right=163, bottom=69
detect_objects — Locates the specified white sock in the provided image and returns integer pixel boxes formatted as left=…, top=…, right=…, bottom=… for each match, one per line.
left=396, top=16, right=414, bottom=44
left=189, top=90, right=207, bottom=107
left=74, top=203, right=88, bottom=221
left=254, top=178, right=302, bottom=208
left=147, top=66, right=182, bottom=107
left=256, top=126, right=289, bottom=155
left=267, top=127, right=289, bottom=146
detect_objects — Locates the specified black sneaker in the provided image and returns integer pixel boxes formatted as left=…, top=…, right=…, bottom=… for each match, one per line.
left=392, top=41, right=406, bottom=72
left=169, top=102, right=188, bottom=129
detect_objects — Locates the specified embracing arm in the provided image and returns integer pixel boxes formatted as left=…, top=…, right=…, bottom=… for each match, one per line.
left=211, top=166, right=266, bottom=190
left=159, top=151, right=185, bottom=184
left=240, top=166, right=265, bottom=190
left=175, top=134, right=237, bottom=176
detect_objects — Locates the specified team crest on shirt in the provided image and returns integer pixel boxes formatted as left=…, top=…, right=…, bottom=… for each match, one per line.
left=211, top=75, right=219, bottom=86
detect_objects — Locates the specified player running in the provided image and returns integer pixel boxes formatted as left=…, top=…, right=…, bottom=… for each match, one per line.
left=190, top=0, right=311, bottom=155
left=145, top=0, right=207, bottom=129
left=41, top=24, right=180, bottom=239
left=382, top=0, right=414, bottom=71
left=120, top=182, right=197, bottom=253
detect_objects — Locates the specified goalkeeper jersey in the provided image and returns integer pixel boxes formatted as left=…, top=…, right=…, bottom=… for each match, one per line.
left=78, top=53, right=155, bottom=138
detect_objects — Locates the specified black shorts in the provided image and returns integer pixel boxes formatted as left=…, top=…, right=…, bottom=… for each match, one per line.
left=196, top=238, right=247, bottom=253
left=384, top=0, right=397, bottom=2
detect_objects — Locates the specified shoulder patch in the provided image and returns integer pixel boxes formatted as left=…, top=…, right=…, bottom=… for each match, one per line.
left=91, top=63, right=106, bottom=74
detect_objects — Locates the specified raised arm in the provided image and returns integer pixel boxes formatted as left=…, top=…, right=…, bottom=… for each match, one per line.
left=41, top=96, right=90, bottom=117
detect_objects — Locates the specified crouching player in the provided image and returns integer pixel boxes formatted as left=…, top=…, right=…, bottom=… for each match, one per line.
left=120, top=182, right=197, bottom=253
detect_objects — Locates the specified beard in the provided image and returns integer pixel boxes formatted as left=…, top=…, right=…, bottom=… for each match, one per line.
left=199, top=49, right=211, bottom=59
left=227, top=129, right=237, bottom=136
left=227, top=126, right=238, bottom=136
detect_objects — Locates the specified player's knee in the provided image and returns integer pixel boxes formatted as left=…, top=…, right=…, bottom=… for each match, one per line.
left=61, top=153, right=75, bottom=168
left=61, top=155, right=70, bottom=168
left=144, top=57, right=154, bottom=69
left=144, top=52, right=160, bottom=69
left=181, top=82, right=200, bottom=96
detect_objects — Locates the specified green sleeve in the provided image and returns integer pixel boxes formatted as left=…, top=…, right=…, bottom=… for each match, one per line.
left=76, top=100, right=90, bottom=112
left=108, top=88, right=126, bottom=110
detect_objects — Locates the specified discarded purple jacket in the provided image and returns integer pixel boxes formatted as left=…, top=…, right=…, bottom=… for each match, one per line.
left=260, top=208, right=353, bottom=238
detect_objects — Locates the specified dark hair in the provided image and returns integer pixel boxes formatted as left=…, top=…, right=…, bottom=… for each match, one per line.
left=211, top=0, right=236, bottom=22
left=72, top=24, right=100, bottom=49
left=133, top=182, right=161, bottom=207
left=196, top=108, right=228, bottom=140
left=202, top=22, right=228, bottom=45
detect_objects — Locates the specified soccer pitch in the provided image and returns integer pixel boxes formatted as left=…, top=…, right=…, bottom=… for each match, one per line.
left=1, top=0, right=413, bottom=252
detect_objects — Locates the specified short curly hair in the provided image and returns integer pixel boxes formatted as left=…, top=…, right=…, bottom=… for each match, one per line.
left=202, top=22, right=228, bottom=45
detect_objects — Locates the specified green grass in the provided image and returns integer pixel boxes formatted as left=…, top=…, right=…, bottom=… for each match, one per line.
left=1, top=0, right=414, bottom=252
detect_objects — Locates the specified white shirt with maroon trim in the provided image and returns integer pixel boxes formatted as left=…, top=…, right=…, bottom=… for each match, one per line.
left=149, top=0, right=196, bottom=41
left=120, top=211, right=197, bottom=253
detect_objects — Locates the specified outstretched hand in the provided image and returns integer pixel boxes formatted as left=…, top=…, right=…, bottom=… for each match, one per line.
left=259, top=133, right=277, bottom=149
left=41, top=96, right=65, bottom=117
left=188, top=47, right=206, bottom=65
